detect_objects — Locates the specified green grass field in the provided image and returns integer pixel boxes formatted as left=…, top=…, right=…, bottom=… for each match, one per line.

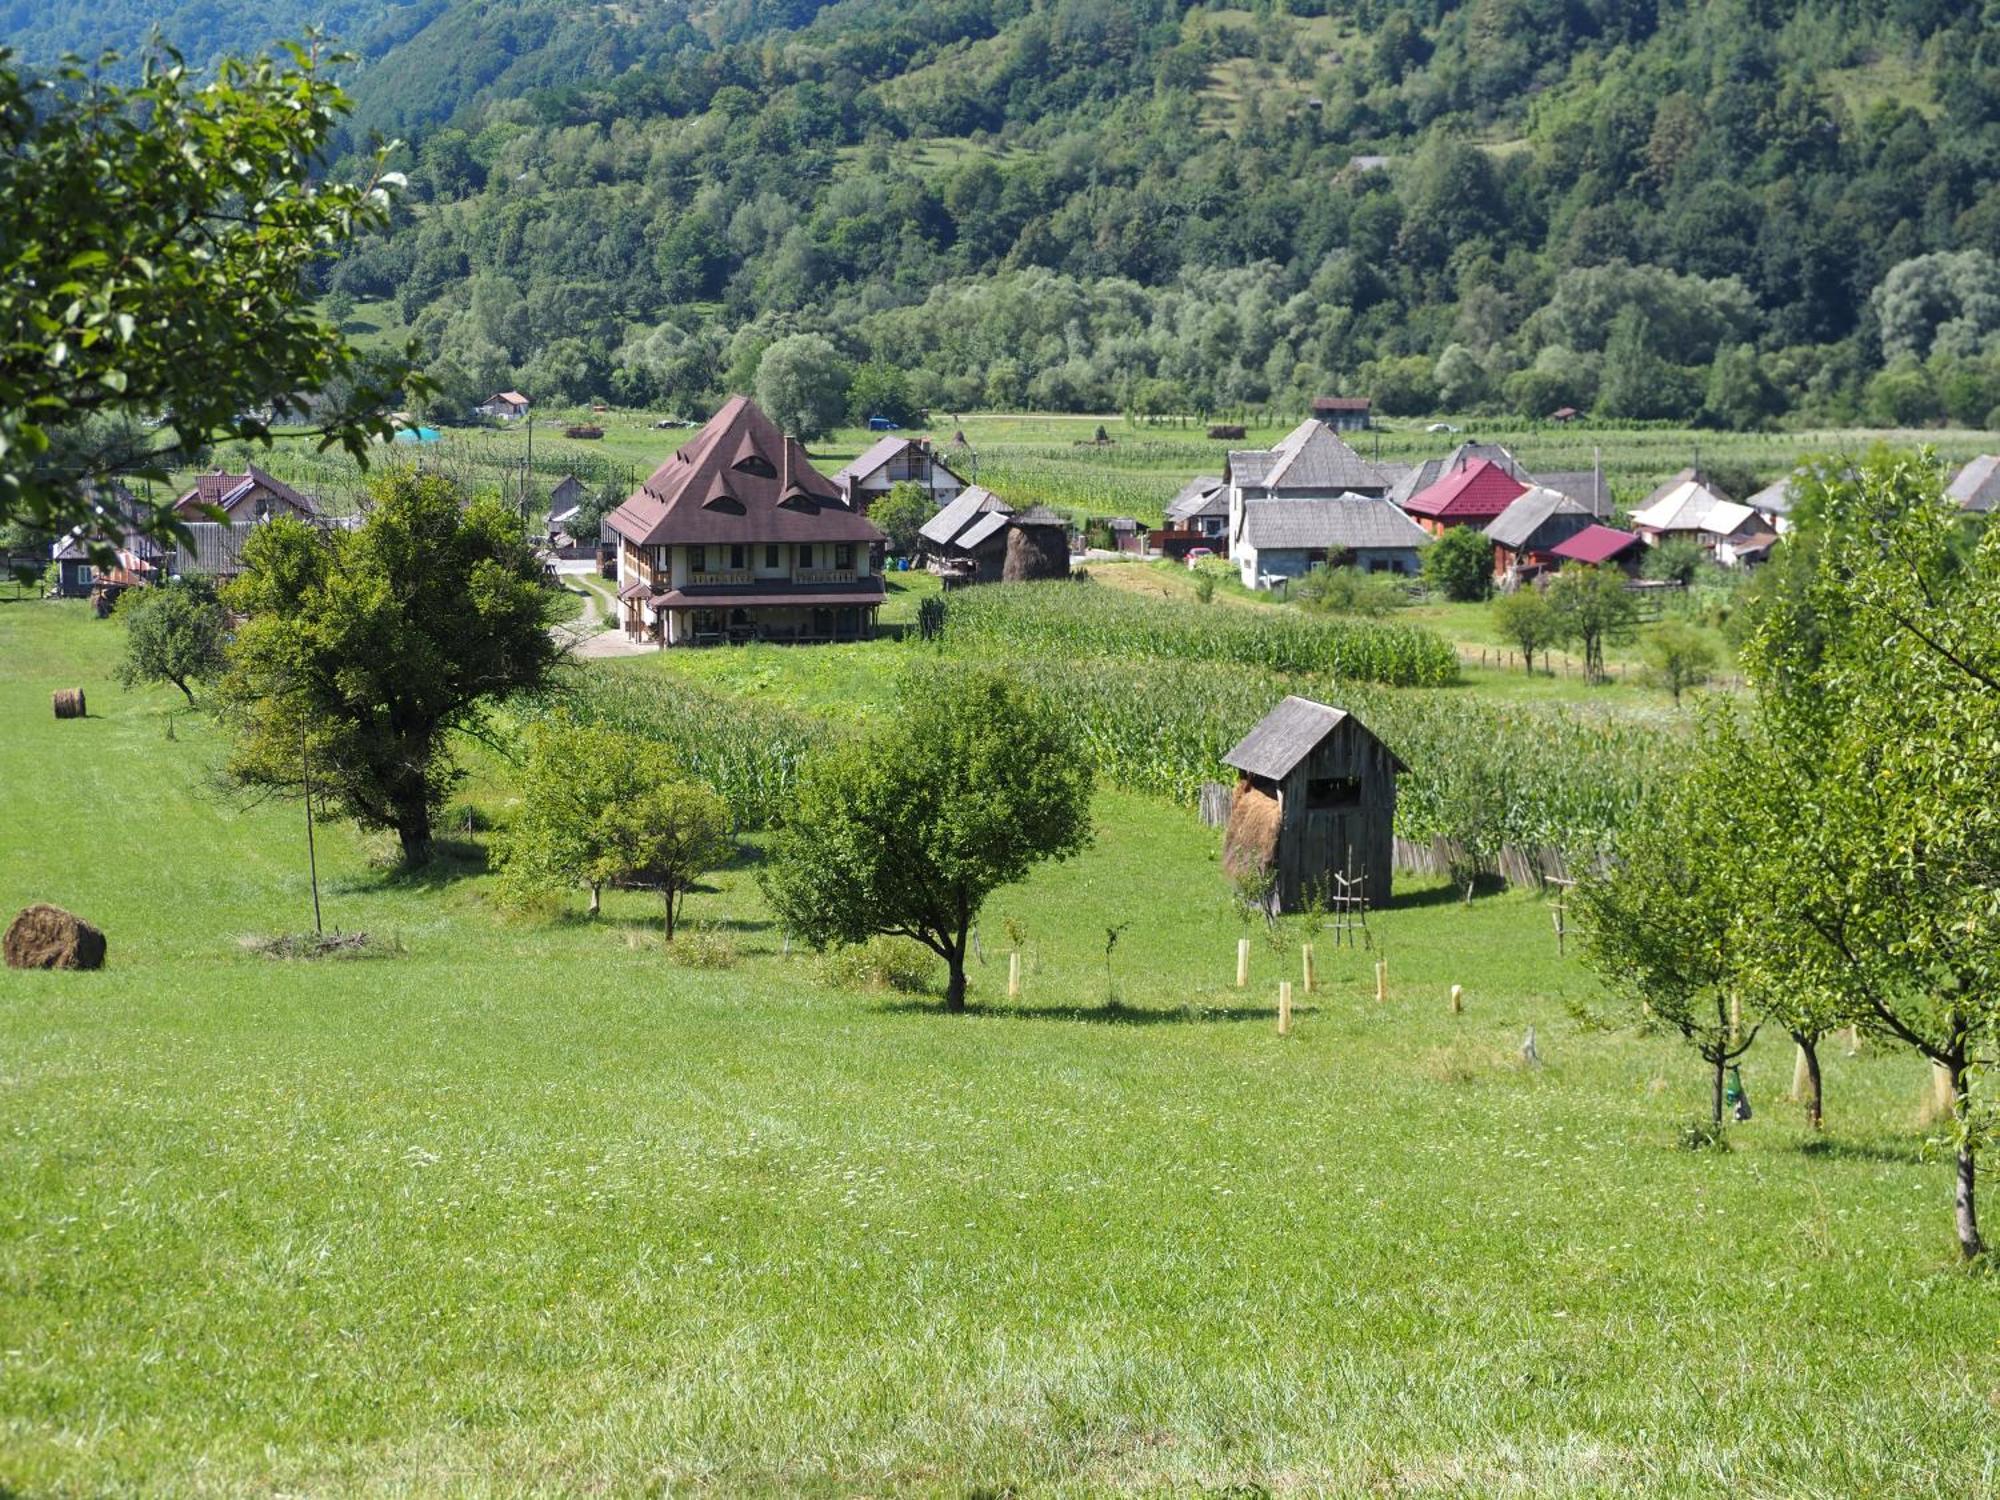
left=2, top=600, right=1994, bottom=1496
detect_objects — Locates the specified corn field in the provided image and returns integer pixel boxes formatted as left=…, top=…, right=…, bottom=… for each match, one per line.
left=934, top=581, right=1460, bottom=687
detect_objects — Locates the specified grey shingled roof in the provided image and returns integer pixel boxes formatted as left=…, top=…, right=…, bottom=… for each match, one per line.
left=1535, top=469, right=1612, bottom=518
left=1228, top=450, right=1272, bottom=489
left=1260, top=420, right=1392, bottom=492
left=1223, top=695, right=1406, bottom=780
left=1948, top=455, right=2000, bottom=513
left=917, top=485, right=1010, bottom=547
left=1166, top=476, right=1228, bottom=524
left=1484, top=487, right=1593, bottom=550
left=956, top=510, right=1010, bottom=550
left=1240, top=495, right=1430, bottom=552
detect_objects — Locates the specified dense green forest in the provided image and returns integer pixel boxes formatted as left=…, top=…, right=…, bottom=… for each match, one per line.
left=14, top=0, right=2000, bottom=428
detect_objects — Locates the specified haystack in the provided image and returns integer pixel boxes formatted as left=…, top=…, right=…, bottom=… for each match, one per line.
left=1002, top=509, right=1070, bottom=582
left=4, top=904, right=107, bottom=970
left=52, top=688, right=85, bottom=719
left=1221, top=776, right=1281, bottom=880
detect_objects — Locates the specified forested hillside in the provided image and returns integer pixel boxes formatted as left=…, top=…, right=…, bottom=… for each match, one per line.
left=17, top=0, right=2000, bottom=427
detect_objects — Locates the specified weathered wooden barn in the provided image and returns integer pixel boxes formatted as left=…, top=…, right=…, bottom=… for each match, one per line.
left=1220, top=697, right=1402, bottom=911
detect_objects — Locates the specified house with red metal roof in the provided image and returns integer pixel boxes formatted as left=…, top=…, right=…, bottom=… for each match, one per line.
left=1400, top=457, right=1529, bottom=536
left=1549, top=524, right=1646, bottom=574
left=605, top=396, right=885, bottom=647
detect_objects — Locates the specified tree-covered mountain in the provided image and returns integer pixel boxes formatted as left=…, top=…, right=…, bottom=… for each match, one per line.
left=0, top=0, right=408, bottom=72
left=23, top=0, right=2000, bottom=427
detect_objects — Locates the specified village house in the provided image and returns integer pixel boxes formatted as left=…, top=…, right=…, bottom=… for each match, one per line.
left=1310, top=395, right=1372, bottom=432
left=1386, top=441, right=1530, bottom=507
left=1221, top=696, right=1402, bottom=912
left=172, top=466, right=319, bottom=523
left=1629, top=469, right=1770, bottom=564
left=1152, top=475, right=1228, bottom=558
left=828, top=435, right=967, bottom=515
left=478, top=391, right=530, bottom=421
left=1401, top=457, right=1529, bottom=536
left=605, top=396, right=885, bottom=646
left=1484, top=486, right=1596, bottom=584
left=1549, top=523, right=1647, bottom=574
left=1232, top=496, right=1431, bottom=586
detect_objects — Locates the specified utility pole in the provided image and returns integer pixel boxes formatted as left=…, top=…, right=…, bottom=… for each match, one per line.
left=301, top=726, right=323, bottom=937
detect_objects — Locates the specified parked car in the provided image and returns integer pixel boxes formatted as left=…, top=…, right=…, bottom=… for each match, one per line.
left=1425, top=421, right=1460, bottom=433
left=1184, top=547, right=1216, bottom=568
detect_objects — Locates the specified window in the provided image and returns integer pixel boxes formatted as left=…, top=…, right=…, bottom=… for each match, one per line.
left=689, top=544, right=705, bottom=573
left=834, top=543, right=854, bottom=570
left=764, top=544, right=779, bottom=569
left=1306, top=776, right=1362, bottom=811
left=798, top=543, right=815, bottom=569
left=730, top=543, right=747, bottom=571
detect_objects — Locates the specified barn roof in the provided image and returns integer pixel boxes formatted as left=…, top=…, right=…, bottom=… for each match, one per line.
left=917, top=484, right=1011, bottom=548
left=1947, top=454, right=2000, bottom=512
left=1484, top=486, right=1593, bottom=550
left=1223, top=695, right=1405, bottom=780
left=1630, top=469, right=1735, bottom=532
left=1550, top=523, right=1643, bottom=565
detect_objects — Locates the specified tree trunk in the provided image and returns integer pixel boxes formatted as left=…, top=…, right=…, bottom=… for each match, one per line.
left=1711, top=1054, right=1726, bottom=1126
left=174, top=677, right=196, bottom=706
left=588, top=883, right=600, bottom=916
left=1797, top=1035, right=1823, bottom=1131
left=662, top=889, right=676, bottom=941
left=396, top=801, right=432, bottom=866
left=1949, top=1054, right=1983, bottom=1260
left=944, top=955, right=967, bottom=1013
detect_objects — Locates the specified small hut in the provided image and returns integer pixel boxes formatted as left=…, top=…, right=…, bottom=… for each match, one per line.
left=1220, top=696, right=1402, bottom=910
left=1003, top=507, right=1071, bottom=582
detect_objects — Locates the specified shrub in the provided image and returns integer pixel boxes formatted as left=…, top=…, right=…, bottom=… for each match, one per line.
left=1421, top=526, right=1494, bottom=603
left=814, top=936, right=939, bottom=994
left=669, top=924, right=738, bottom=969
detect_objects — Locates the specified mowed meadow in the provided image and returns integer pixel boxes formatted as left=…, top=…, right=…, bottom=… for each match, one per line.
left=1, top=600, right=1996, bottom=1497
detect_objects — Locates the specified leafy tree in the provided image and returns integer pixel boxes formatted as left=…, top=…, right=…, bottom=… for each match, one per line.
left=1548, top=565, right=1638, bottom=682
left=1422, top=525, right=1493, bottom=603
left=112, top=576, right=228, bottom=705
left=1872, top=251, right=2000, bottom=362
left=1433, top=343, right=1491, bottom=412
left=1738, top=453, right=2000, bottom=1258
left=1577, top=751, right=1760, bottom=1127
left=1702, top=343, right=1783, bottom=429
left=607, top=778, right=731, bottom=940
left=849, top=362, right=918, bottom=426
left=1642, top=536, right=1705, bottom=586
left=497, top=719, right=674, bottom=916
left=1643, top=622, right=1719, bottom=704
left=762, top=668, right=1093, bottom=1012
left=870, top=481, right=934, bottom=556
left=218, top=469, right=563, bottom=866
left=1490, top=587, right=1558, bottom=673
left=0, top=42, right=417, bottom=553
left=754, top=333, right=851, bottom=441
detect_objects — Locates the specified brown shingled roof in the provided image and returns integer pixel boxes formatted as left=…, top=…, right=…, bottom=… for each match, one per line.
left=605, top=395, right=885, bottom=549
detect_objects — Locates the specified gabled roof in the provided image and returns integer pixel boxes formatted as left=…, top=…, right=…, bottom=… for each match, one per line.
left=173, top=465, right=318, bottom=521
left=1947, top=455, right=2000, bottom=513
left=1484, top=486, right=1593, bottom=550
left=605, top=395, right=882, bottom=549
left=485, top=390, right=529, bottom=406
left=917, top=484, right=1011, bottom=549
left=1630, top=469, right=1734, bottom=532
left=1240, top=495, right=1431, bottom=552
left=1550, top=524, right=1644, bottom=565
left=1386, top=442, right=1529, bottom=507
left=1165, top=475, right=1227, bottom=524
left=1232, top=420, right=1392, bottom=494
left=1403, top=458, right=1528, bottom=522
left=1534, top=469, right=1613, bottom=519
left=1698, top=500, right=1759, bottom=538
left=1223, top=695, right=1405, bottom=780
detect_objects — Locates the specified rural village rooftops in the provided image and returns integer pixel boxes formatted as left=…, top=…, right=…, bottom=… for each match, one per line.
left=172, top=465, right=318, bottom=520
left=606, top=395, right=884, bottom=549
left=1484, top=486, right=1593, bottom=550
left=1223, top=694, right=1407, bottom=780
left=1230, top=419, right=1393, bottom=494
left=1238, top=494, right=1431, bottom=551
left=1165, top=475, right=1227, bottom=523
left=1402, top=457, right=1529, bottom=522
left=1629, top=469, right=1736, bottom=532
left=1549, top=523, right=1643, bottom=566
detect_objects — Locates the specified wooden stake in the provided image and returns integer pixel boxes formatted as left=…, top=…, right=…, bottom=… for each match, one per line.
left=1375, top=959, right=1386, bottom=1004
left=1845, top=1024, right=1861, bottom=1056
left=1236, top=938, right=1250, bottom=989
left=1933, top=1060, right=1956, bottom=1115
left=1278, top=980, right=1292, bottom=1036
left=1302, top=943, right=1315, bottom=993
left=1008, top=950, right=1021, bottom=999
left=1791, top=1043, right=1809, bottom=1101
left=1450, top=984, right=1463, bottom=1014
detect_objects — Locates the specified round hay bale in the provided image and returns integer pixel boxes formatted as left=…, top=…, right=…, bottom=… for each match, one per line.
left=4, top=904, right=107, bottom=970
left=51, top=688, right=85, bottom=719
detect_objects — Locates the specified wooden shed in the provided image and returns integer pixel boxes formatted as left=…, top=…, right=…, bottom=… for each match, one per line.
left=1220, top=696, right=1402, bottom=910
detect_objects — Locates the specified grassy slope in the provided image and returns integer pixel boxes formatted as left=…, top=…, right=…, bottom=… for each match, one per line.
left=1, top=601, right=1993, bottom=1496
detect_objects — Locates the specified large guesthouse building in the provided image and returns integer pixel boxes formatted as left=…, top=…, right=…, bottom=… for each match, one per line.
left=606, top=397, right=886, bottom=646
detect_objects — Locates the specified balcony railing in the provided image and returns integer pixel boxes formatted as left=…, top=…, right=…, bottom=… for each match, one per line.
left=690, top=569, right=754, bottom=585
left=794, top=567, right=857, bottom=584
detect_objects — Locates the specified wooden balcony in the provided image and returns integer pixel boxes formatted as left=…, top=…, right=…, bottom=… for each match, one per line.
left=793, top=568, right=857, bottom=584
left=691, top=569, right=754, bottom=585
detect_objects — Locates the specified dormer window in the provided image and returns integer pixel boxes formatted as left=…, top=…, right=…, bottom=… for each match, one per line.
left=732, top=454, right=776, bottom=478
